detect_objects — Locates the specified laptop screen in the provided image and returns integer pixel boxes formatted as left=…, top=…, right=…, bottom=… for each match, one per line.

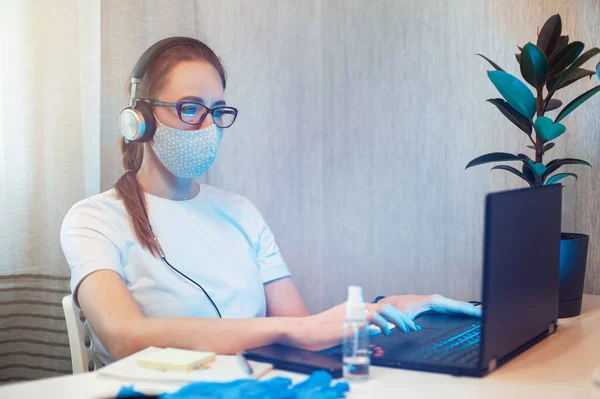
left=480, top=185, right=561, bottom=370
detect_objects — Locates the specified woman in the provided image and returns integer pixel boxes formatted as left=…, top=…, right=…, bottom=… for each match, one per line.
left=60, top=37, right=480, bottom=365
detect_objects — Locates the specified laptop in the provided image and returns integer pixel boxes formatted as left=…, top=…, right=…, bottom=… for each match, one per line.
left=332, top=185, right=562, bottom=377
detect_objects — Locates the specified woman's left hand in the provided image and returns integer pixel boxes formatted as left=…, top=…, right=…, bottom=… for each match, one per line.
left=379, top=294, right=481, bottom=320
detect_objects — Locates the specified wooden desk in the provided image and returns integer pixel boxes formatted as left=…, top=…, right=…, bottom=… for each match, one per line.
left=2, top=295, right=600, bottom=399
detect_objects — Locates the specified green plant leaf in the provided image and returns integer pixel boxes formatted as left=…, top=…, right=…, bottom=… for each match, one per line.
left=487, top=71, right=536, bottom=119
left=521, top=162, right=536, bottom=185
left=525, top=142, right=555, bottom=154
left=546, top=173, right=577, bottom=185
left=521, top=43, right=549, bottom=88
left=486, top=98, right=532, bottom=135
left=543, top=158, right=592, bottom=179
left=465, top=152, right=522, bottom=169
left=549, top=35, right=569, bottom=60
left=546, top=48, right=600, bottom=112
left=476, top=54, right=504, bottom=71
left=596, top=61, right=600, bottom=80
left=555, top=85, right=600, bottom=122
left=547, top=68, right=595, bottom=92
left=534, top=116, right=566, bottom=142
left=548, top=41, right=584, bottom=76
left=537, top=14, right=562, bottom=56
left=545, top=99, right=563, bottom=111
left=543, top=142, right=556, bottom=154
left=555, top=47, right=600, bottom=88
left=491, top=165, right=533, bottom=187
left=528, top=160, right=547, bottom=176
left=517, top=153, right=531, bottom=162
left=515, top=53, right=521, bottom=64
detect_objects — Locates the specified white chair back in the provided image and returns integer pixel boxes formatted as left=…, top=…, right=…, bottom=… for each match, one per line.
left=62, top=295, right=104, bottom=373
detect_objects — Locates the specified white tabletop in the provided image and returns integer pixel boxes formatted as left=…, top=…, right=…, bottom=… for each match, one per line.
left=2, top=295, right=600, bottom=399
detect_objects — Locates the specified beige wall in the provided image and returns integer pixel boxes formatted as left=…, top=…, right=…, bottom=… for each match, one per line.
left=101, top=0, right=600, bottom=313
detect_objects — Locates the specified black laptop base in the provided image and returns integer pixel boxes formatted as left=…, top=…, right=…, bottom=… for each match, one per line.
left=365, top=314, right=555, bottom=377
left=326, top=311, right=556, bottom=377
left=326, top=312, right=487, bottom=377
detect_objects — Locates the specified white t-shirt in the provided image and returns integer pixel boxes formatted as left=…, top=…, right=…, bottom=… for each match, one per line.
left=60, top=184, right=290, bottom=364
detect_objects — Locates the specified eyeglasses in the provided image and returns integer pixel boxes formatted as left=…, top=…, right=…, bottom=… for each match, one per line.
left=137, top=99, right=238, bottom=128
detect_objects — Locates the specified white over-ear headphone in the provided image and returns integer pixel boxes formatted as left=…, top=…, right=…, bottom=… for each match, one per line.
left=119, top=37, right=203, bottom=142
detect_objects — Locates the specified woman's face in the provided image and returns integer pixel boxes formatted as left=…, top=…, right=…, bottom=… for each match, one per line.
left=153, top=60, right=225, bottom=131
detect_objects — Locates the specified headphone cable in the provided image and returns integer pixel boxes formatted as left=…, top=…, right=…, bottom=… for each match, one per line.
left=126, top=142, right=222, bottom=318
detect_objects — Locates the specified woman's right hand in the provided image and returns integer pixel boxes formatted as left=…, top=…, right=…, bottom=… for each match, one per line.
left=280, top=301, right=419, bottom=352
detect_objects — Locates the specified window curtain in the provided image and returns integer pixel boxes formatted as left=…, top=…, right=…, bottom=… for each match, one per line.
left=0, top=0, right=100, bottom=382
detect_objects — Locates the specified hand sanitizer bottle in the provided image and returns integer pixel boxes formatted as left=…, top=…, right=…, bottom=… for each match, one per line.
left=343, top=285, right=370, bottom=380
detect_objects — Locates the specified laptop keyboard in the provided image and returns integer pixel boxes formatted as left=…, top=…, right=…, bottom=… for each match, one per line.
left=406, top=323, right=481, bottom=365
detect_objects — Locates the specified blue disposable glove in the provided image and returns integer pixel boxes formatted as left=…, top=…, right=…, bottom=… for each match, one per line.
left=378, top=294, right=482, bottom=321
left=116, top=370, right=350, bottom=399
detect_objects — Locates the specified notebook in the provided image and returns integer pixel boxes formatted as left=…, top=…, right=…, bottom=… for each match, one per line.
left=97, top=347, right=274, bottom=383
left=136, top=347, right=216, bottom=371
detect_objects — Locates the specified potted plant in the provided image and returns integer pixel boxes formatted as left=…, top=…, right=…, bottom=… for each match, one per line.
left=466, top=14, right=600, bottom=318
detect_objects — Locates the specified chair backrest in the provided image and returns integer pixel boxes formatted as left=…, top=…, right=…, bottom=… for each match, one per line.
left=62, top=295, right=104, bottom=373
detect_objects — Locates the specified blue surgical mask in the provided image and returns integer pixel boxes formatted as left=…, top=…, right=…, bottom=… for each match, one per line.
left=151, top=120, right=223, bottom=178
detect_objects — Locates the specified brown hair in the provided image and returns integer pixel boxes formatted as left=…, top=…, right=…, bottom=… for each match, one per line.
left=114, top=39, right=226, bottom=258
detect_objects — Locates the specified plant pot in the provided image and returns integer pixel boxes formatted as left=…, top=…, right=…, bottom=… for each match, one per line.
left=558, top=233, right=589, bottom=318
